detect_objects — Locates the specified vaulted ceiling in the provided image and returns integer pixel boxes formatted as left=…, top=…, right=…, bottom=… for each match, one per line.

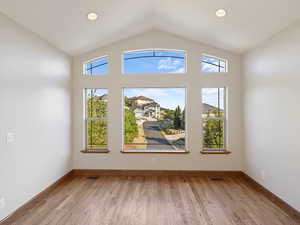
left=1, top=0, right=300, bottom=56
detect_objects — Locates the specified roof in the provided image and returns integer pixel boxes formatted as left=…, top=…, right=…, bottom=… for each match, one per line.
left=128, top=96, right=154, bottom=102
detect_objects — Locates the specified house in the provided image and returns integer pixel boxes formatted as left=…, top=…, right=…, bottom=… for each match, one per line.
left=133, top=107, right=144, bottom=118
left=128, top=96, right=154, bottom=106
left=131, top=98, right=160, bottom=119
left=143, top=102, right=160, bottom=118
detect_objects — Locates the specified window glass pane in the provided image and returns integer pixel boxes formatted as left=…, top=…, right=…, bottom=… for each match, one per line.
left=85, top=88, right=108, bottom=150
left=201, top=55, right=227, bottom=73
left=123, top=88, right=186, bottom=151
left=84, top=57, right=108, bottom=75
left=87, top=120, right=107, bottom=149
left=123, top=50, right=186, bottom=74
left=202, top=88, right=225, bottom=118
left=203, top=119, right=224, bottom=149
left=201, top=62, right=219, bottom=72
left=86, top=89, right=108, bottom=118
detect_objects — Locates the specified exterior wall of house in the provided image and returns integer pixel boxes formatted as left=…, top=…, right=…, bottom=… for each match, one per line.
left=136, top=99, right=153, bottom=106
left=72, top=29, right=243, bottom=171
left=134, top=108, right=144, bottom=118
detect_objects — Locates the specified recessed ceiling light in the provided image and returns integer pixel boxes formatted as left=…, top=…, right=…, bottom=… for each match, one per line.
left=216, top=9, right=226, bottom=18
left=87, top=12, right=99, bottom=21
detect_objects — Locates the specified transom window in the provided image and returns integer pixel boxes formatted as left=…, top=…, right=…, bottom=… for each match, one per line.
left=85, top=89, right=108, bottom=151
left=202, top=88, right=227, bottom=151
left=201, top=55, right=227, bottom=73
left=83, top=56, right=108, bottom=75
left=123, top=50, right=186, bottom=74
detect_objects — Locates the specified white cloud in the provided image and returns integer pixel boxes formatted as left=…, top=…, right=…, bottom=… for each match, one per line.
left=157, top=58, right=184, bottom=72
left=202, top=63, right=218, bottom=72
left=127, top=88, right=168, bottom=98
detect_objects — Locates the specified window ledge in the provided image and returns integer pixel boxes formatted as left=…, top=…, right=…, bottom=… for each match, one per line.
left=81, top=149, right=110, bottom=154
left=121, top=150, right=189, bottom=154
left=200, top=151, right=231, bottom=155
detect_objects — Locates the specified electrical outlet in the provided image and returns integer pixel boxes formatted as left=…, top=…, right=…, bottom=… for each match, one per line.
left=0, top=197, right=5, bottom=209
left=6, top=132, right=15, bottom=144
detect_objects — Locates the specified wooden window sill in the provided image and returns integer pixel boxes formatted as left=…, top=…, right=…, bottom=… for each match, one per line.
left=200, top=151, right=231, bottom=155
left=81, top=149, right=110, bottom=154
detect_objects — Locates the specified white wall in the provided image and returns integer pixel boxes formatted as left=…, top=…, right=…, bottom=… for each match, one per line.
left=0, top=13, right=72, bottom=220
left=73, top=30, right=243, bottom=170
left=243, top=21, right=300, bottom=210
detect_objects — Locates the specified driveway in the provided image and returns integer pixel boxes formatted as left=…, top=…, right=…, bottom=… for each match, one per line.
left=143, top=121, right=175, bottom=150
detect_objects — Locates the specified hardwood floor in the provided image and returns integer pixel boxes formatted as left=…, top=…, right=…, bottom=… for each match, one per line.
left=2, top=175, right=300, bottom=225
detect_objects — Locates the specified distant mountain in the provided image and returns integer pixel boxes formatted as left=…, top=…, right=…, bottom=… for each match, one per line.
left=203, top=103, right=223, bottom=113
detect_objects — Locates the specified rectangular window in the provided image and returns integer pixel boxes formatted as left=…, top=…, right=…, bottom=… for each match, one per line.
left=85, top=89, right=108, bottom=150
left=202, top=88, right=226, bottom=151
left=83, top=56, right=108, bottom=75
left=201, top=55, right=227, bottom=73
left=123, top=50, right=186, bottom=74
left=123, top=88, right=186, bottom=152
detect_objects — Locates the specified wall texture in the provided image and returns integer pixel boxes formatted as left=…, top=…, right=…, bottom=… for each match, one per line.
left=243, top=21, right=300, bottom=211
left=72, top=30, right=243, bottom=171
left=0, top=13, right=72, bottom=220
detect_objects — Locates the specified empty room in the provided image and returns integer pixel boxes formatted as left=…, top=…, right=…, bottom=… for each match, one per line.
left=0, top=0, right=299, bottom=224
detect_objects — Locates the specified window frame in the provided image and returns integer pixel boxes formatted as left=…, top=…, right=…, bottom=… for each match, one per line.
left=84, top=88, right=108, bottom=152
left=201, top=54, right=228, bottom=73
left=83, top=56, right=109, bottom=76
left=122, top=49, right=187, bottom=75
left=202, top=87, right=227, bottom=152
left=121, top=87, right=188, bottom=153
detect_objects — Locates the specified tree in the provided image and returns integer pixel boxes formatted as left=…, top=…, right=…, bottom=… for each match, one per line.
left=203, top=109, right=224, bottom=148
left=173, top=106, right=182, bottom=129
left=161, top=107, right=175, bottom=121
left=87, top=97, right=108, bottom=148
left=124, top=108, right=138, bottom=143
left=181, top=108, right=185, bottom=129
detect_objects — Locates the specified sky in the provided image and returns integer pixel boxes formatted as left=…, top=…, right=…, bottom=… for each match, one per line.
left=202, top=88, right=224, bottom=109
left=123, top=51, right=186, bottom=74
left=87, top=89, right=108, bottom=98
left=86, top=57, right=108, bottom=75
left=201, top=56, right=226, bottom=72
left=124, top=88, right=186, bottom=110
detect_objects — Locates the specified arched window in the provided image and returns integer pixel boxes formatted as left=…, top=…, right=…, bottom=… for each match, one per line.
left=83, top=56, right=108, bottom=75
left=123, top=50, right=186, bottom=74
left=201, top=55, right=227, bottom=73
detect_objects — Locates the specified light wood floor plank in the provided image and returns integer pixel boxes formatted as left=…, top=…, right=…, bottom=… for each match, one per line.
left=3, top=175, right=299, bottom=225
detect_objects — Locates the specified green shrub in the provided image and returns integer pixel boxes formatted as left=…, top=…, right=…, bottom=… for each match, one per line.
left=124, top=109, right=138, bottom=143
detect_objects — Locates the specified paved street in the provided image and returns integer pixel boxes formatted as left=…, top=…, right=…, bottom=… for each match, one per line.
left=143, top=121, right=174, bottom=150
